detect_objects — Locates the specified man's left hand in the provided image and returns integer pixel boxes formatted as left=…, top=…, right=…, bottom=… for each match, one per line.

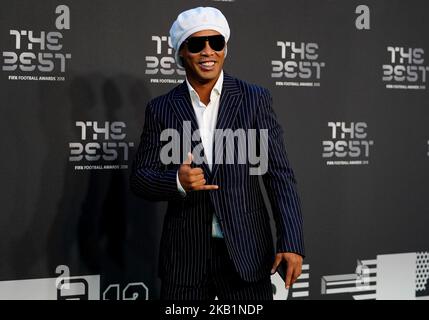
left=271, top=252, right=303, bottom=289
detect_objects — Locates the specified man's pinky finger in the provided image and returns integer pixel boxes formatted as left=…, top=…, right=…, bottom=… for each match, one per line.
left=194, top=185, right=219, bottom=191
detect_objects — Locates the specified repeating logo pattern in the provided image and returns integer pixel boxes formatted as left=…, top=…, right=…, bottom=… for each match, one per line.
left=272, top=41, right=325, bottom=87
left=2, top=5, right=71, bottom=81
left=321, top=252, right=429, bottom=300
left=322, top=122, right=374, bottom=166
left=0, top=265, right=148, bottom=300
left=69, top=121, right=134, bottom=170
left=382, top=46, right=429, bottom=90
left=145, top=35, right=185, bottom=84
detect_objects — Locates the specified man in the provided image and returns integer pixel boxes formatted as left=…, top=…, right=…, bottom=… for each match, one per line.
left=131, top=7, right=304, bottom=300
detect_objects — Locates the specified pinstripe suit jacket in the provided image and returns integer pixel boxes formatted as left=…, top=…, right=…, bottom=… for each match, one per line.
left=130, top=73, right=304, bottom=285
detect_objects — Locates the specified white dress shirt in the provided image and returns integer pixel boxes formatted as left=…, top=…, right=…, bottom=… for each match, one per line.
left=176, top=71, right=224, bottom=238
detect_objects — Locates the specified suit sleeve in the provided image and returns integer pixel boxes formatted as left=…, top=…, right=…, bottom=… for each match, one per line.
left=130, top=102, right=184, bottom=202
left=257, top=89, right=305, bottom=257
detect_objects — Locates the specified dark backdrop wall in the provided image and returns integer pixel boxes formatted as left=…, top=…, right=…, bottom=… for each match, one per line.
left=1, top=0, right=428, bottom=300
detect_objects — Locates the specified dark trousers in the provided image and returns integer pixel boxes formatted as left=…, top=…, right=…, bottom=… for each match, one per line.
left=160, top=237, right=273, bottom=300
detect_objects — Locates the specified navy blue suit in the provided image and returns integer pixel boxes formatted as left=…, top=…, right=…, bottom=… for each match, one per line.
left=130, top=73, right=304, bottom=289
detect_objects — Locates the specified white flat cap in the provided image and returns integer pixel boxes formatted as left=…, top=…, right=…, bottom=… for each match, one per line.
left=169, top=7, right=230, bottom=68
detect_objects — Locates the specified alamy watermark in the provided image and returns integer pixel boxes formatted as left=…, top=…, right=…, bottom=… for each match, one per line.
left=159, top=121, right=268, bottom=175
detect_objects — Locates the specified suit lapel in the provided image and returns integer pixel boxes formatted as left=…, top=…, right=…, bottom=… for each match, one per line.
left=170, top=82, right=199, bottom=133
left=169, top=82, right=211, bottom=175
left=169, top=75, right=243, bottom=181
left=210, top=74, right=243, bottom=182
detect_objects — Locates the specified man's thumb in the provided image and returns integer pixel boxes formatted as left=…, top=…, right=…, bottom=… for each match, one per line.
left=271, top=255, right=282, bottom=274
left=183, top=152, right=193, bottom=165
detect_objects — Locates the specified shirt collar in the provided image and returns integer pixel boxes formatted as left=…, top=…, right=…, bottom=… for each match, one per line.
left=185, top=70, right=224, bottom=101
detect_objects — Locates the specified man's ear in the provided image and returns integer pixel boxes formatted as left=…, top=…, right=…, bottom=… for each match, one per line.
left=179, top=52, right=186, bottom=67
left=178, top=46, right=186, bottom=67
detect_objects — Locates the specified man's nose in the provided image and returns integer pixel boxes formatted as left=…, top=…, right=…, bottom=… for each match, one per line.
left=200, top=41, right=215, bottom=55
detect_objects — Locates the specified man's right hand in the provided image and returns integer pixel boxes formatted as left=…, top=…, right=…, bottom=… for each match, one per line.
left=178, top=153, right=219, bottom=192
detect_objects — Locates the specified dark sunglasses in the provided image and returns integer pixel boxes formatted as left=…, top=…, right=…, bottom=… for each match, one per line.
left=184, top=35, right=226, bottom=53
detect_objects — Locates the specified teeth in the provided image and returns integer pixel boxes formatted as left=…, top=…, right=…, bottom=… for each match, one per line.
left=201, top=61, right=215, bottom=67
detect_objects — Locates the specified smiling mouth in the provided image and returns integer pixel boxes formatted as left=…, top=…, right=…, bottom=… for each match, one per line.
left=198, top=61, right=216, bottom=70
